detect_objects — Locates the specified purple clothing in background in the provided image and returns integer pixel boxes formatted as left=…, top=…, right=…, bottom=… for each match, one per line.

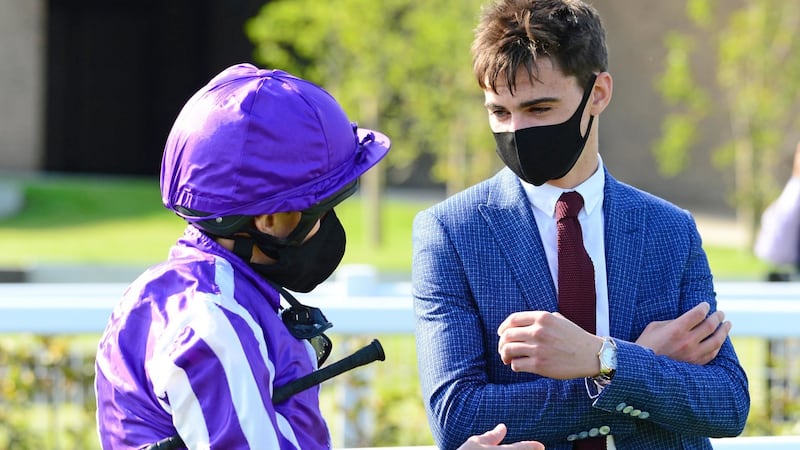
left=754, top=176, right=800, bottom=266
left=95, top=225, right=330, bottom=449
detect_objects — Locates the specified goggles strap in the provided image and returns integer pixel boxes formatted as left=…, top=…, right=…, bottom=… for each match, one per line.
left=232, top=235, right=255, bottom=261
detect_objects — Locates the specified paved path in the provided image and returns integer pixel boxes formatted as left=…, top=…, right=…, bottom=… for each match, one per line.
left=693, top=213, right=748, bottom=248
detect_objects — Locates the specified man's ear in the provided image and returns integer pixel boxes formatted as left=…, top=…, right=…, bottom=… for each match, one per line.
left=252, top=212, right=302, bottom=239
left=590, top=71, right=613, bottom=116
left=252, top=214, right=277, bottom=234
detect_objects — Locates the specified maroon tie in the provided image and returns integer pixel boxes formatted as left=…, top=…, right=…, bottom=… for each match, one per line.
left=556, top=192, right=605, bottom=450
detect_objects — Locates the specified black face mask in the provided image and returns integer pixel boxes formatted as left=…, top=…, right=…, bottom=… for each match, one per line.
left=493, top=74, right=597, bottom=186
left=244, top=210, right=346, bottom=293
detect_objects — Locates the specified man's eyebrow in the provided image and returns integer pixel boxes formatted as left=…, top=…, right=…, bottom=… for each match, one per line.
left=484, top=97, right=560, bottom=109
left=519, top=97, right=559, bottom=108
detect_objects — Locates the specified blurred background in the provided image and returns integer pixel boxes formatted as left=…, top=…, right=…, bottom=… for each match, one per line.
left=1, top=0, right=799, bottom=448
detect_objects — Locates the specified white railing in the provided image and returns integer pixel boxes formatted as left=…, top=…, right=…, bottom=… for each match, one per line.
left=2, top=266, right=800, bottom=449
left=2, top=266, right=800, bottom=336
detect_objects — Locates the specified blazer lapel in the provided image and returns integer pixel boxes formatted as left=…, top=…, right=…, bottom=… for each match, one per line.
left=602, top=171, right=646, bottom=339
left=478, top=169, right=558, bottom=313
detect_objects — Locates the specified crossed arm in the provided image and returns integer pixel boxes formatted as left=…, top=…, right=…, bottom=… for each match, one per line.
left=497, top=301, right=731, bottom=379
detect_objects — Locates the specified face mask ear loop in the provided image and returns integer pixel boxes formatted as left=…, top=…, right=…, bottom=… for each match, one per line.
left=270, top=281, right=303, bottom=309
left=265, top=278, right=315, bottom=317
left=273, top=281, right=334, bottom=339
left=580, top=74, right=598, bottom=138
left=231, top=235, right=255, bottom=261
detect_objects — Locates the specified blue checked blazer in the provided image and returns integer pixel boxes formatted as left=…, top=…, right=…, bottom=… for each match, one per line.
left=412, top=167, right=750, bottom=450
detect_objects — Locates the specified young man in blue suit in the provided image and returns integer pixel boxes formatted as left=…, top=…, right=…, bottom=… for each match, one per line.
left=412, top=1, right=750, bottom=449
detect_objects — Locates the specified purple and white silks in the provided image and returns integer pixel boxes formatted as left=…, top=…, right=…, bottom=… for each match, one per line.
left=95, top=225, right=330, bottom=449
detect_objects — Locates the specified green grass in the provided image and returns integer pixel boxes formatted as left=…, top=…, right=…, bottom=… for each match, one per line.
left=706, top=246, right=772, bottom=281
left=0, top=175, right=437, bottom=272
left=0, top=176, right=183, bottom=266
left=0, top=175, right=774, bottom=279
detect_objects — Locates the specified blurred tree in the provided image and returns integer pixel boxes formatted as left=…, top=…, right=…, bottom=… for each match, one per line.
left=245, top=0, right=497, bottom=245
left=655, top=0, right=800, bottom=246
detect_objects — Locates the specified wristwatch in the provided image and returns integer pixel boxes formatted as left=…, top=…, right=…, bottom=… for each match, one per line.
left=594, top=336, right=617, bottom=385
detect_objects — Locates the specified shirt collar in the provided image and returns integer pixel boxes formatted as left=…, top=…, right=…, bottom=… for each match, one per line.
left=522, top=154, right=605, bottom=218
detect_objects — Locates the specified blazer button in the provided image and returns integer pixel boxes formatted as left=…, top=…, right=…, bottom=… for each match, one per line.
left=615, top=402, right=627, bottom=412
left=630, top=409, right=641, bottom=417
left=622, top=405, right=634, bottom=414
left=567, top=434, right=578, bottom=441
left=599, top=425, right=611, bottom=435
left=638, top=411, right=650, bottom=419
left=589, top=428, right=599, bottom=437
left=578, top=431, right=589, bottom=439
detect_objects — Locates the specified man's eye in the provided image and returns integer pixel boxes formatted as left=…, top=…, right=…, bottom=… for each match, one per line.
left=490, top=110, right=509, bottom=118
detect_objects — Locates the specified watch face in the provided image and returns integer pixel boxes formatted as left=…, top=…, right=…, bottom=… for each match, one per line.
left=600, top=339, right=617, bottom=370
left=604, top=348, right=617, bottom=366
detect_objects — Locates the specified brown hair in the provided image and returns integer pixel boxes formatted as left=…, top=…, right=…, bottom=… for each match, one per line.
left=472, top=0, right=608, bottom=94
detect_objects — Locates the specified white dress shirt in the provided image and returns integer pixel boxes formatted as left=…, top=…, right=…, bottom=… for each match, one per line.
left=521, top=155, right=609, bottom=336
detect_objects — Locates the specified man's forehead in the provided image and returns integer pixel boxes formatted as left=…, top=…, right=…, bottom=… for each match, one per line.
left=483, top=59, right=577, bottom=93
left=483, top=74, right=553, bottom=99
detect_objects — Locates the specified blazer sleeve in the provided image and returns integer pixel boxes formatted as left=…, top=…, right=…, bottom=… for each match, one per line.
left=592, top=211, right=750, bottom=440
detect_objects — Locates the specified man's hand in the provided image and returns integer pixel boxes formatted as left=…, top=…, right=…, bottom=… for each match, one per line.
left=457, top=424, right=545, bottom=450
left=497, top=311, right=603, bottom=379
left=636, top=301, right=731, bottom=365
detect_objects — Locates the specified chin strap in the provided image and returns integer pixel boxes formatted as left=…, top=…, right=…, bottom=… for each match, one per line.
left=272, top=282, right=334, bottom=341
left=231, top=235, right=255, bottom=261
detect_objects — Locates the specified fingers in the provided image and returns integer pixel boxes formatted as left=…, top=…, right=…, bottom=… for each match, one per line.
left=793, top=140, right=800, bottom=176
left=676, top=309, right=731, bottom=364
left=694, top=320, right=732, bottom=364
left=498, top=310, right=562, bottom=335
left=636, top=301, right=732, bottom=364
left=694, top=310, right=724, bottom=338
left=462, top=423, right=545, bottom=450
left=497, top=312, right=555, bottom=365
left=458, top=424, right=506, bottom=449
left=510, top=442, right=546, bottom=450
left=498, top=341, right=527, bottom=365
left=497, top=311, right=539, bottom=334
left=691, top=307, right=731, bottom=344
left=477, top=423, right=507, bottom=444
left=673, top=302, right=710, bottom=330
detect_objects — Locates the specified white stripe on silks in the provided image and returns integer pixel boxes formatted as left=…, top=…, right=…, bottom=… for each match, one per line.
left=306, top=339, right=319, bottom=370
left=148, top=294, right=210, bottom=437
left=188, top=293, right=281, bottom=448
left=276, top=412, right=303, bottom=449
left=180, top=257, right=281, bottom=449
left=164, top=365, right=210, bottom=449
left=213, top=259, right=310, bottom=448
left=212, top=258, right=277, bottom=393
